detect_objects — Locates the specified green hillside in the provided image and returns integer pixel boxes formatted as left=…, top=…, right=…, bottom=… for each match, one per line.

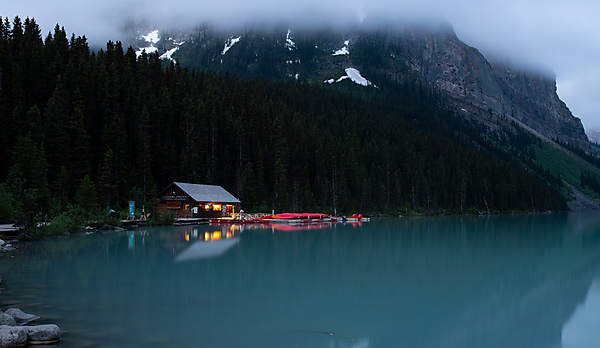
left=534, top=141, right=600, bottom=199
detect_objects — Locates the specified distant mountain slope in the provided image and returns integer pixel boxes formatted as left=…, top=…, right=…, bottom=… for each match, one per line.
left=128, top=20, right=590, bottom=152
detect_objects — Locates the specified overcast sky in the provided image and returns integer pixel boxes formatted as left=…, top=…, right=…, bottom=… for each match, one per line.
left=4, top=0, right=600, bottom=131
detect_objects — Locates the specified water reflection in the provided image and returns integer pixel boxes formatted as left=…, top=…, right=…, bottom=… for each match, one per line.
left=1, top=214, right=600, bottom=348
left=562, top=278, right=600, bottom=348
left=168, top=224, right=243, bottom=261
left=175, top=238, right=240, bottom=262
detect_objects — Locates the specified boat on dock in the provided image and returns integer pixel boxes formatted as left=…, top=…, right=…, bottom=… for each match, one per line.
left=338, top=214, right=370, bottom=222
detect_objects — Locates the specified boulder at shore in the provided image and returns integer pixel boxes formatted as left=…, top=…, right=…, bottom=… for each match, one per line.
left=0, top=309, right=61, bottom=347
left=0, top=324, right=61, bottom=347
left=25, top=324, right=62, bottom=344
left=4, top=309, right=39, bottom=326
left=0, top=313, right=15, bottom=327
left=0, top=325, right=28, bottom=348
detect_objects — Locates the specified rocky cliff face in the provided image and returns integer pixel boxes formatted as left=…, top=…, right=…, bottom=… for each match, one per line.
left=388, top=25, right=590, bottom=149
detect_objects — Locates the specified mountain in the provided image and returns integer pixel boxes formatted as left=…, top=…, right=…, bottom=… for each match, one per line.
left=129, top=20, right=590, bottom=151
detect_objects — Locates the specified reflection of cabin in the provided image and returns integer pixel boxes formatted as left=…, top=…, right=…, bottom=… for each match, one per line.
left=156, top=182, right=241, bottom=219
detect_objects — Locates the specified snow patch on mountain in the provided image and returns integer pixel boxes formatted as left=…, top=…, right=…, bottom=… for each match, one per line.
left=286, top=30, right=296, bottom=51
left=160, top=44, right=183, bottom=62
left=136, top=46, right=158, bottom=57
left=222, top=36, right=241, bottom=56
left=332, top=40, right=349, bottom=56
left=346, top=68, right=373, bottom=86
left=136, top=30, right=160, bottom=58
left=141, top=30, right=160, bottom=44
left=324, top=68, right=375, bottom=87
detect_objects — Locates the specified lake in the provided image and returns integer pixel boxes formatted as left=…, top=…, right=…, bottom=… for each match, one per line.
left=1, top=214, right=600, bottom=348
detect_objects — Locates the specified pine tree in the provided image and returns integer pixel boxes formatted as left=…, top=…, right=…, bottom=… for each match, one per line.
left=75, top=174, right=98, bottom=212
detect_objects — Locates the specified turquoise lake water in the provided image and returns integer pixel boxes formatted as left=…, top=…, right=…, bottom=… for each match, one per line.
left=1, top=214, right=600, bottom=348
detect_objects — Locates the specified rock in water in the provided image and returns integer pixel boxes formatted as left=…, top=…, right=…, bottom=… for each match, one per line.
left=0, top=325, right=28, bottom=347
left=4, top=309, right=39, bottom=326
left=25, top=324, right=61, bottom=344
left=0, top=313, right=15, bottom=327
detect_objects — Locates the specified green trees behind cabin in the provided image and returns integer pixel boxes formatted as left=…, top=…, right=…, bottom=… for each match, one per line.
left=0, top=16, right=566, bottom=223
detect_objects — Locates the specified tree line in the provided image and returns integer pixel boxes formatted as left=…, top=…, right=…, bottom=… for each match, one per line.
left=0, top=16, right=567, bottom=223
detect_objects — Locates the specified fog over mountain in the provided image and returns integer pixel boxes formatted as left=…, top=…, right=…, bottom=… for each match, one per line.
left=5, top=0, right=600, bottom=131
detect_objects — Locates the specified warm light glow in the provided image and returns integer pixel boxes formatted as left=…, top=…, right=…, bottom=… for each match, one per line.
left=212, top=231, right=222, bottom=240
left=204, top=232, right=210, bottom=240
left=185, top=233, right=190, bottom=242
left=213, top=204, right=222, bottom=211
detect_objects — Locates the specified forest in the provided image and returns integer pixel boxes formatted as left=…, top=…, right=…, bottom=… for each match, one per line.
left=0, top=16, right=568, bottom=225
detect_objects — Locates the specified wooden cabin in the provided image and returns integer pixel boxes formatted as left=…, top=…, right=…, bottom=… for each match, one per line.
left=156, top=182, right=241, bottom=219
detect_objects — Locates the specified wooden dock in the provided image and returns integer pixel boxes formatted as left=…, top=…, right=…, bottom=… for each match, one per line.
left=120, top=218, right=209, bottom=228
left=0, top=224, right=21, bottom=235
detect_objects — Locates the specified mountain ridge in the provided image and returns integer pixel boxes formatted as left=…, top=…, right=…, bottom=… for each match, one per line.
left=128, top=20, right=591, bottom=152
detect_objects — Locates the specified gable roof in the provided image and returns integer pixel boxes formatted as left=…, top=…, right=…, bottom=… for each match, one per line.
left=172, top=182, right=241, bottom=204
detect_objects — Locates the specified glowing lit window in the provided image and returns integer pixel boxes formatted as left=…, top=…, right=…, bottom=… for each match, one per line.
left=213, top=204, right=222, bottom=211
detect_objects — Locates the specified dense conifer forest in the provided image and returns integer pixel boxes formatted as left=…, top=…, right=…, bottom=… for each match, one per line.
left=0, top=16, right=567, bottom=224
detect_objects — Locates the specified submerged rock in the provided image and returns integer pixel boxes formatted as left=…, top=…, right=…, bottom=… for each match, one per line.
left=25, top=324, right=61, bottom=344
left=4, top=309, right=39, bottom=326
left=0, top=313, right=15, bottom=327
left=0, top=325, right=27, bottom=347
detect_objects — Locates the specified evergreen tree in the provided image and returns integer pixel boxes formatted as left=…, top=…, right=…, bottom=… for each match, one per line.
left=75, top=174, right=98, bottom=212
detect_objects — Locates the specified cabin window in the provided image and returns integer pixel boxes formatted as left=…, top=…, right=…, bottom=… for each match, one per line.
left=213, top=204, right=222, bottom=211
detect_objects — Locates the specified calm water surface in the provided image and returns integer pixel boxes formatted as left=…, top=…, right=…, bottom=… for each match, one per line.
left=1, top=214, right=600, bottom=348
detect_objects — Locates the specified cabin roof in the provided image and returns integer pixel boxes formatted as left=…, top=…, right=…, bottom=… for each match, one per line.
left=167, top=182, right=241, bottom=204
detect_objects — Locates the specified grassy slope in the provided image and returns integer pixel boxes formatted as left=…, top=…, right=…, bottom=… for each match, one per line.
left=535, top=140, right=600, bottom=199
